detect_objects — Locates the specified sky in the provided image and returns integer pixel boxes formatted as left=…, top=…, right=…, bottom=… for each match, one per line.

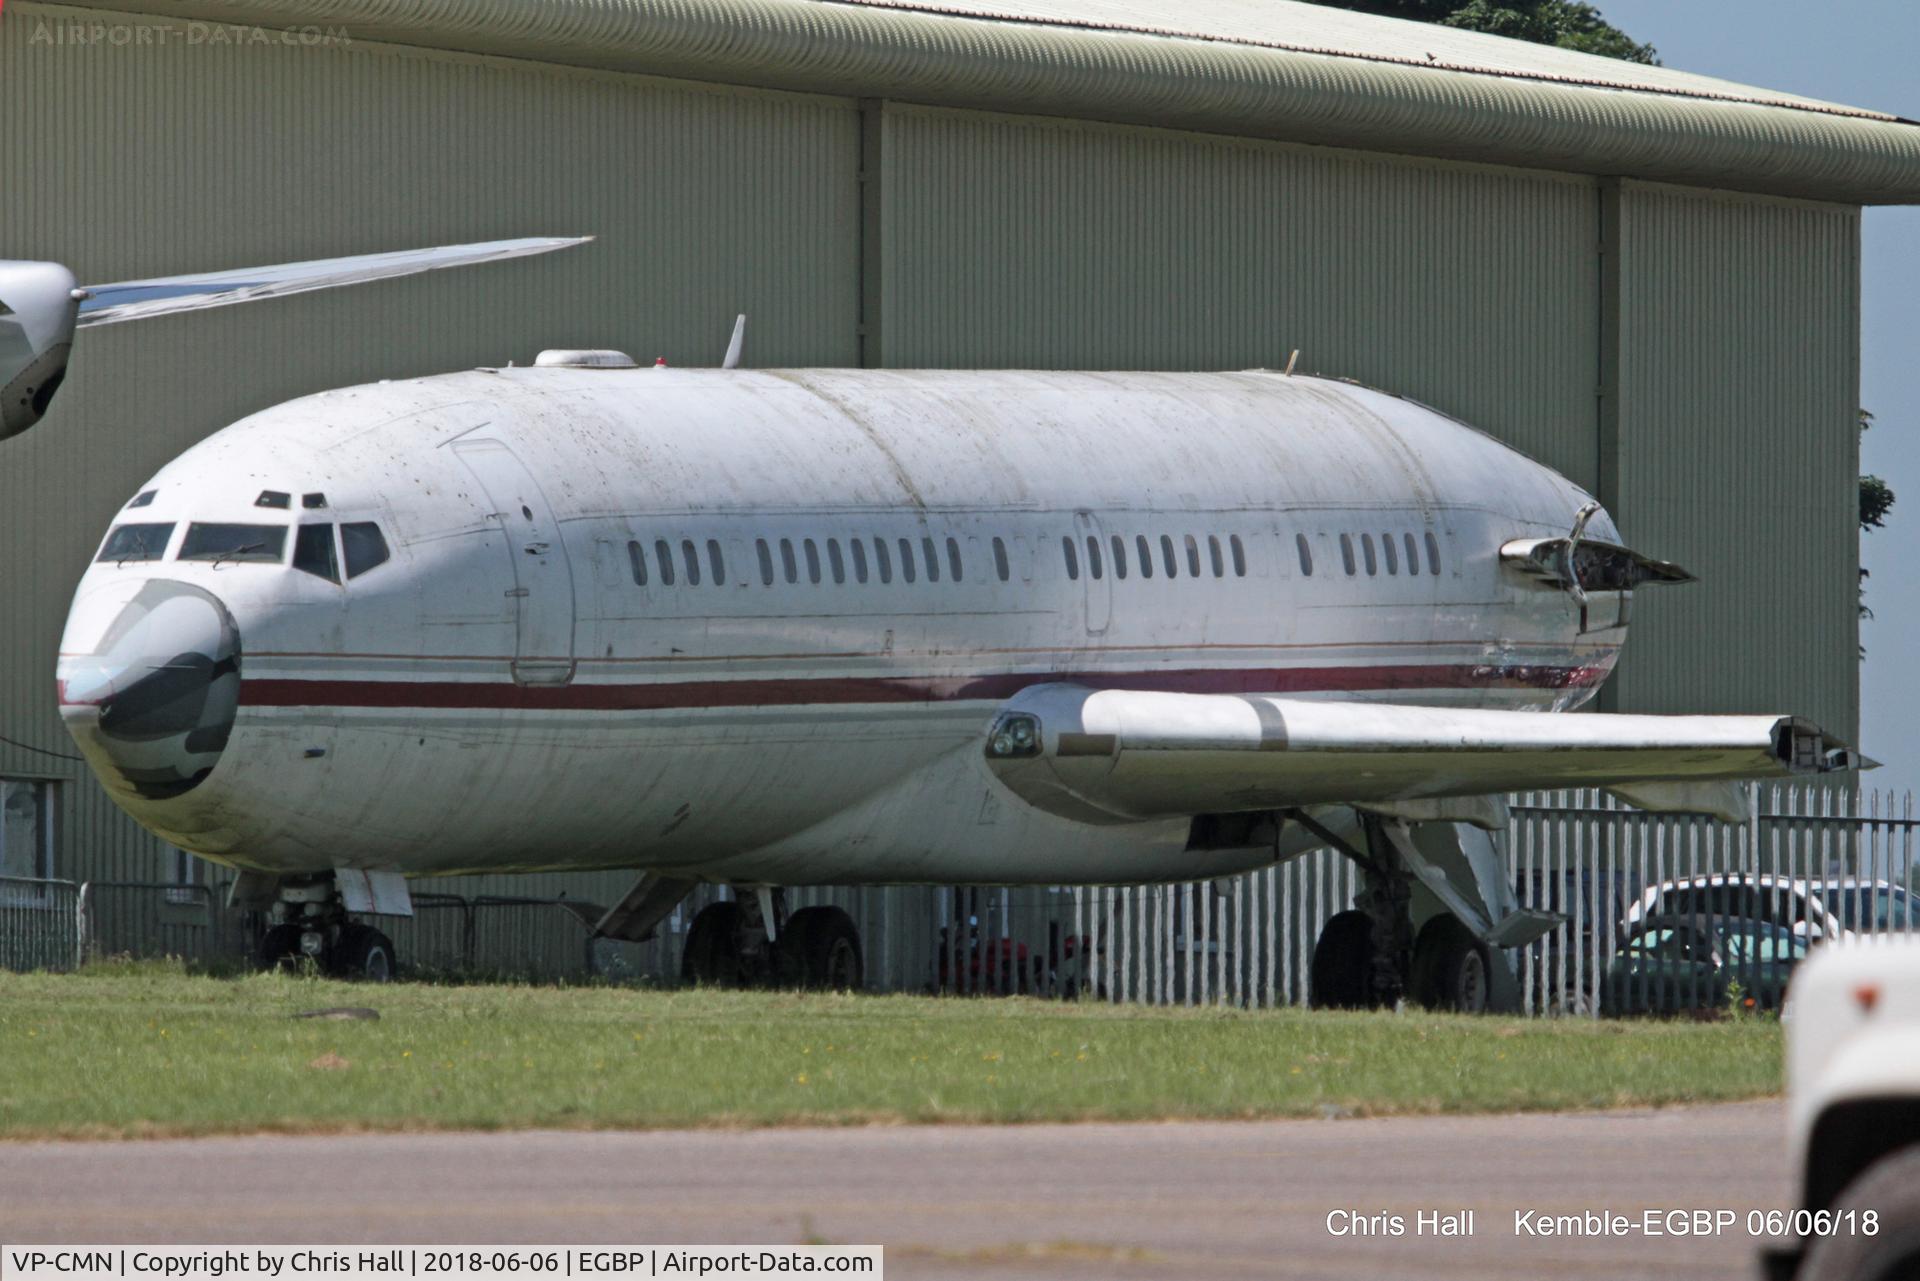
left=1591, top=0, right=1920, bottom=800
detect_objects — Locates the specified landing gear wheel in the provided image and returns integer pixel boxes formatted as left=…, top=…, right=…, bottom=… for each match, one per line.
left=331, top=924, right=396, bottom=982
left=1411, top=916, right=1491, bottom=1013
left=1799, top=1146, right=1920, bottom=1281
left=783, top=906, right=864, bottom=991
left=257, top=922, right=304, bottom=971
left=681, top=900, right=750, bottom=986
left=1311, top=910, right=1378, bottom=1010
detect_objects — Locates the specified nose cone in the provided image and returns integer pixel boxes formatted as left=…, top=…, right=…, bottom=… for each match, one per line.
left=58, top=579, right=241, bottom=800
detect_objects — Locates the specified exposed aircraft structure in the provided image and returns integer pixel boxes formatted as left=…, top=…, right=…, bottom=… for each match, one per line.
left=0, top=237, right=590, bottom=440
left=51, top=355, right=1857, bottom=1002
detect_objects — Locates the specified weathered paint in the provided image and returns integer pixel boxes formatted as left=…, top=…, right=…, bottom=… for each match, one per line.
left=60, top=367, right=1650, bottom=887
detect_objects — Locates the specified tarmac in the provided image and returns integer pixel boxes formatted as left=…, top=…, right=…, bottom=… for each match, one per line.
left=0, top=1100, right=1791, bottom=1279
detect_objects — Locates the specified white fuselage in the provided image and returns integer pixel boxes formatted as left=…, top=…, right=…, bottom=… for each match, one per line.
left=57, top=368, right=1622, bottom=885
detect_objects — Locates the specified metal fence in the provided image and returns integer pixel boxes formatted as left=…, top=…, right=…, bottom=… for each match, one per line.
left=4, top=786, right=1912, bottom=1015
left=0, top=875, right=83, bottom=972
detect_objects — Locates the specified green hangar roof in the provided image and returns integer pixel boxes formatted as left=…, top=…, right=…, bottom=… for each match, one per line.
left=62, top=0, right=1920, bottom=203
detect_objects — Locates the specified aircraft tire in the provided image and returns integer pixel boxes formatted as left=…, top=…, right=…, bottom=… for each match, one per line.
left=1310, top=910, right=1376, bottom=1009
left=1410, top=916, right=1491, bottom=1013
left=681, top=900, right=749, bottom=987
left=330, top=924, right=396, bottom=982
left=257, top=922, right=303, bottom=971
left=784, top=905, right=864, bottom=992
left=1799, top=1145, right=1920, bottom=1281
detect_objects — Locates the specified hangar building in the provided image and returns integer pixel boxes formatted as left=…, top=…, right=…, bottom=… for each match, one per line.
left=4, top=0, right=1917, bottom=949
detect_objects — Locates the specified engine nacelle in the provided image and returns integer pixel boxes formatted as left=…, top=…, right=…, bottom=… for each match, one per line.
left=0, top=260, right=81, bottom=440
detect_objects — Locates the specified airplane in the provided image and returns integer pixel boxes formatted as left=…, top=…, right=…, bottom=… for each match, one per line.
left=39, top=318, right=1861, bottom=1010
left=1, top=237, right=591, bottom=440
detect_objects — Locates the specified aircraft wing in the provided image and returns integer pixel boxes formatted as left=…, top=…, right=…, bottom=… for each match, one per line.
left=982, top=683, right=1857, bottom=825
left=75, top=236, right=591, bottom=327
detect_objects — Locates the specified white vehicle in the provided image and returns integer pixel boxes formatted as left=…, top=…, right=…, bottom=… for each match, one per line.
left=1624, top=876, right=1918, bottom=945
left=1768, top=938, right=1920, bottom=1280
left=44, top=336, right=1858, bottom=994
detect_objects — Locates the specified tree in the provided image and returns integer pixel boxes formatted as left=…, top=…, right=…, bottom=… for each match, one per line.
left=1312, top=0, right=1658, bottom=65
left=1860, top=410, right=1893, bottom=645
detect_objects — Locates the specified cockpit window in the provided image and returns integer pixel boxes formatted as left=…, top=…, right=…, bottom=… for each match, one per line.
left=341, top=522, right=390, bottom=579
left=255, top=490, right=291, bottom=509
left=126, top=490, right=157, bottom=509
left=293, top=524, right=339, bottom=583
left=97, top=522, right=175, bottom=563
left=178, top=522, right=288, bottom=564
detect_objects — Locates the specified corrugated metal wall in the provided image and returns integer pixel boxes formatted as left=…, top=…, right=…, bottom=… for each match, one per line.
left=876, top=103, right=1602, bottom=487
left=0, top=2, right=858, bottom=898
left=1604, top=180, right=1860, bottom=739
left=0, top=8, right=1863, bottom=931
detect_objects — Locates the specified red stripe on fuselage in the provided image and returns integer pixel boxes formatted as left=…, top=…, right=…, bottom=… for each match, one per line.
left=236, top=663, right=1608, bottom=711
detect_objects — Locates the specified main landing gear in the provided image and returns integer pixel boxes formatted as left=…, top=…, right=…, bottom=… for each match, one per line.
left=681, top=889, right=864, bottom=991
left=252, top=873, right=398, bottom=981
left=1305, top=814, right=1496, bottom=1014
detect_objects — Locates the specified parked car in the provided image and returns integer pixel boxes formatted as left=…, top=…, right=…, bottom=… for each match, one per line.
left=1622, top=874, right=1917, bottom=945
left=1764, top=937, right=1920, bottom=1279
left=1603, top=915, right=1807, bottom=1015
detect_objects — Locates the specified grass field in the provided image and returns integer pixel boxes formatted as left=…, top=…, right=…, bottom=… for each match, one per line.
left=0, top=963, right=1783, bottom=1140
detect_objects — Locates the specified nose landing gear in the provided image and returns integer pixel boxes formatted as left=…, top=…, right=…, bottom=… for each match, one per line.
left=249, top=872, right=400, bottom=982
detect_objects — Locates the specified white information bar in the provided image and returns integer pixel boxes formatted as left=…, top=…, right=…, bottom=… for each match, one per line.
left=2, top=1249, right=882, bottom=1281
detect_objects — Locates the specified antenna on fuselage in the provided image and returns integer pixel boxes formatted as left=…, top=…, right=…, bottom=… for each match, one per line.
left=1283, top=349, right=1299, bottom=376
left=721, top=314, right=747, bottom=370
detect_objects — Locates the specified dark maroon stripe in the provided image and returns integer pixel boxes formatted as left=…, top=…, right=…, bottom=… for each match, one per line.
left=238, top=664, right=1608, bottom=711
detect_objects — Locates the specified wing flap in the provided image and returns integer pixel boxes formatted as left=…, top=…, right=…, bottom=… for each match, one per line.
left=984, top=684, right=1855, bottom=823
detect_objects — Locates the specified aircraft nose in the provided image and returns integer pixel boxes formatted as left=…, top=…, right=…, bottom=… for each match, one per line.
left=57, top=578, right=241, bottom=800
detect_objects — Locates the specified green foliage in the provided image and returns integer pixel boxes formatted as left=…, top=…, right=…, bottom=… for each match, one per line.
left=1310, top=0, right=1658, bottom=64
left=1861, top=410, right=1894, bottom=531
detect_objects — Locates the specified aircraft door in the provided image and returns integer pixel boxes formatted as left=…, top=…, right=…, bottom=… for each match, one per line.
left=1072, top=510, right=1112, bottom=636
left=452, top=438, right=577, bottom=686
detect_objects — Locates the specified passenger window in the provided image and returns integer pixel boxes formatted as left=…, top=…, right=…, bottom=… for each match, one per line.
left=1184, top=535, right=1201, bottom=578
left=1361, top=534, right=1377, bottom=576
left=898, top=538, right=917, bottom=584
left=1381, top=533, right=1397, bottom=575
left=804, top=538, right=821, bottom=585
left=340, top=522, right=389, bottom=579
left=682, top=539, right=702, bottom=587
left=874, top=537, right=893, bottom=584
left=294, top=524, right=339, bottom=583
left=757, top=539, right=774, bottom=586
left=96, top=522, right=174, bottom=563
left=1425, top=531, right=1441, bottom=576
left=1207, top=535, right=1224, bottom=578
left=921, top=536, right=940, bottom=583
left=1086, top=536, right=1103, bottom=580
left=993, top=537, right=1010, bottom=582
left=1404, top=532, right=1419, bottom=575
left=946, top=536, right=962, bottom=582
left=1062, top=536, right=1079, bottom=581
left=707, top=539, right=725, bottom=585
left=1229, top=534, right=1246, bottom=577
left=851, top=539, right=869, bottom=583
left=1296, top=533, right=1313, bottom=576
left=1340, top=534, right=1356, bottom=576
left=1136, top=534, right=1153, bottom=579
left=180, top=522, right=288, bottom=564
left=780, top=538, right=798, bottom=585
left=1110, top=535, right=1127, bottom=580
left=628, top=540, right=649, bottom=586
left=1160, top=534, right=1177, bottom=578
left=655, top=538, right=676, bottom=586
left=827, top=538, right=845, bottom=584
